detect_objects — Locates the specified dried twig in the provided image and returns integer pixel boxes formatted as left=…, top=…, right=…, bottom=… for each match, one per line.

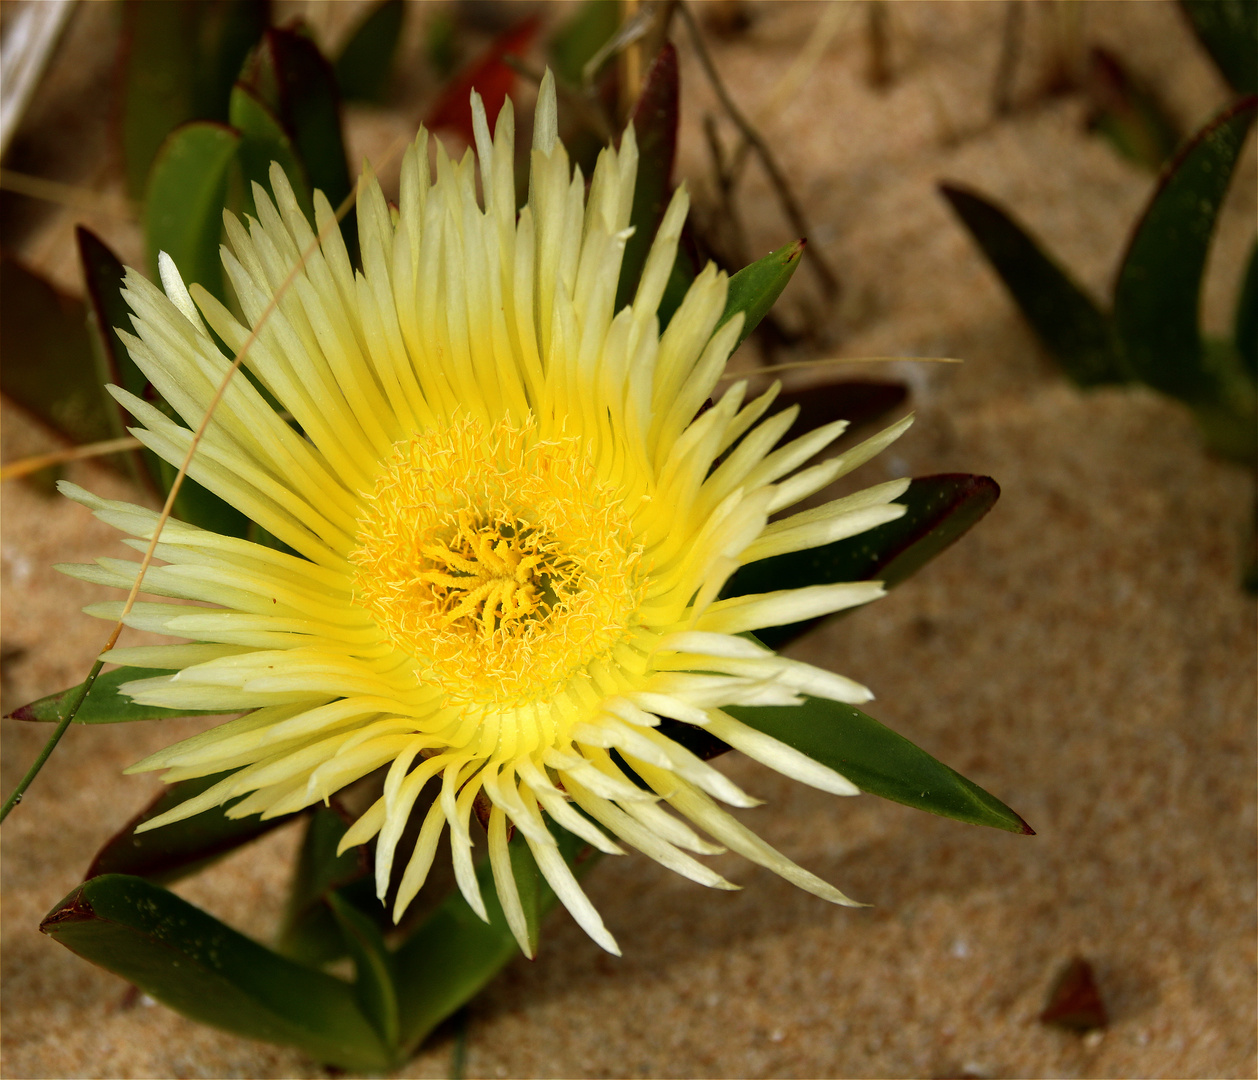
left=0, top=436, right=142, bottom=482
left=677, top=0, right=840, bottom=300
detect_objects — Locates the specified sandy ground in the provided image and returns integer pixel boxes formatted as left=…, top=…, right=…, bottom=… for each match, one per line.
left=2, top=2, right=1255, bottom=1077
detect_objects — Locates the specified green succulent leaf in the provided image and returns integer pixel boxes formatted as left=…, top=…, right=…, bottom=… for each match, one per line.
left=120, top=0, right=267, bottom=199
left=128, top=123, right=257, bottom=536
left=77, top=227, right=242, bottom=524
left=229, top=82, right=312, bottom=219
left=719, top=240, right=806, bottom=351
left=85, top=772, right=293, bottom=885
left=0, top=259, right=116, bottom=450
left=1180, top=0, right=1257, bottom=95
left=728, top=474, right=1000, bottom=649
left=393, top=825, right=589, bottom=1056
left=617, top=43, right=679, bottom=312
left=940, top=183, right=1124, bottom=387
left=1113, top=96, right=1257, bottom=407
left=239, top=28, right=353, bottom=223
left=144, top=121, right=240, bottom=302
left=333, top=0, right=405, bottom=103
left=76, top=227, right=160, bottom=491
left=328, top=892, right=400, bottom=1051
left=550, top=0, right=621, bottom=88
left=41, top=874, right=392, bottom=1071
left=5, top=666, right=227, bottom=725
left=278, top=805, right=372, bottom=967
left=727, top=697, right=1034, bottom=834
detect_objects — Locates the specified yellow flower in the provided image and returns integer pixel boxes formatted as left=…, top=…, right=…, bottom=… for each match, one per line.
left=60, top=74, right=912, bottom=956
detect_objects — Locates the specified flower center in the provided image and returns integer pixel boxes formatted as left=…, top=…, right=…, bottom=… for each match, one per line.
left=351, top=417, right=645, bottom=707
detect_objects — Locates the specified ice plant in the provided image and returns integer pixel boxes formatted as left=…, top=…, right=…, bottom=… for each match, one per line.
left=58, top=74, right=914, bottom=956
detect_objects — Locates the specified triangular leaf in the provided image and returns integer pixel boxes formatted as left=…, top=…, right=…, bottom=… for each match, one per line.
left=85, top=772, right=293, bottom=885
left=726, top=697, right=1033, bottom=834
left=229, top=82, right=313, bottom=219
left=727, top=474, right=1000, bottom=649
left=0, top=259, right=116, bottom=448
left=42, top=874, right=391, bottom=1071
left=239, top=27, right=353, bottom=237
left=328, top=892, right=400, bottom=1052
left=940, top=182, right=1125, bottom=387
left=616, top=43, right=679, bottom=311
left=1113, top=96, right=1257, bottom=406
left=718, top=240, right=805, bottom=351
left=277, top=804, right=372, bottom=966
left=6, top=666, right=229, bottom=725
left=144, top=120, right=240, bottom=302
left=77, top=227, right=163, bottom=493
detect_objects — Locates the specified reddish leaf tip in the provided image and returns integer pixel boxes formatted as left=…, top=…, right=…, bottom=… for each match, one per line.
left=40, top=887, right=96, bottom=933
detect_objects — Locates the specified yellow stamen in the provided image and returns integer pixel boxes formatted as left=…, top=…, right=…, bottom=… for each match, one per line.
left=351, top=417, right=647, bottom=716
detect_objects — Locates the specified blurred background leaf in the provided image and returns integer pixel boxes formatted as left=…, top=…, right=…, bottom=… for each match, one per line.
left=0, top=258, right=115, bottom=449
left=1179, top=0, right=1257, bottom=95
left=237, top=27, right=352, bottom=221
left=333, top=0, right=405, bottom=104
left=1085, top=46, right=1181, bottom=170
left=121, top=0, right=269, bottom=198
left=1113, top=96, right=1256, bottom=416
left=940, top=183, right=1125, bottom=387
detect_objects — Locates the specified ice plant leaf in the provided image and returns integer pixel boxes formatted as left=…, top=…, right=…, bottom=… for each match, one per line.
left=78, top=227, right=249, bottom=531
left=120, top=0, right=269, bottom=197
left=0, top=259, right=115, bottom=448
left=328, top=892, right=400, bottom=1051
left=393, top=826, right=589, bottom=1055
left=773, top=380, right=908, bottom=444
left=333, top=0, right=405, bottom=104
left=550, top=0, right=621, bottom=88
left=144, top=121, right=240, bottom=302
left=77, top=227, right=160, bottom=490
left=86, top=773, right=294, bottom=885
left=719, top=239, right=806, bottom=350
left=940, top=183, right=1124, bottom=387
left=278, top=805, right=372, bottom=966
left=6, top=667, right=227, bottom=725
left=238, top=28, right=353, bottom=220
left=731, top=475, right=1000, bottom=649
left=229, top=82, right=313, bottom=220
left=1113, top=96, right=1257, bottom=406
left=41, top=874, right=392, bottom=1071
left=617, top=43, right=679, bottom=312
left=1180, top=0, right=1258, bottom=95
left=727, top=698, right=1033, bottom=834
